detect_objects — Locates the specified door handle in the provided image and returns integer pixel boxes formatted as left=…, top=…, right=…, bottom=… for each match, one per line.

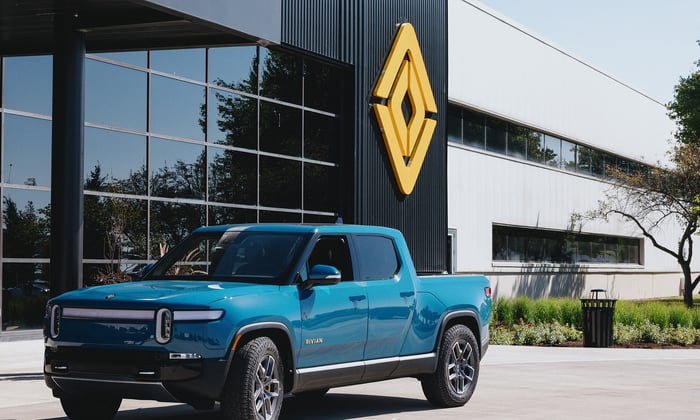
left=349, top=295, right=366, bottom=302
left=400, top=291, right=415, bottom=298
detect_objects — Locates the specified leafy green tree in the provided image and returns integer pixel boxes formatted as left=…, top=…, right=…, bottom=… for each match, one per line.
left=667, top=45, right=700, bottom=145
left=581, top=50, right=700, bottom=307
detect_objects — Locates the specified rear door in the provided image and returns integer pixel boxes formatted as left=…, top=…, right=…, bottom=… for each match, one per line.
left=351, top=234, right=415, bottom=364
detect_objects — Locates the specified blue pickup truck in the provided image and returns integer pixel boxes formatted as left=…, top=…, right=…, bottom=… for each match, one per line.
left=44, top=224, right=492, bottom=420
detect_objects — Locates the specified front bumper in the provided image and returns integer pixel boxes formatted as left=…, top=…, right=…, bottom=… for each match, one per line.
left=44, top=346, right=230, bottom=404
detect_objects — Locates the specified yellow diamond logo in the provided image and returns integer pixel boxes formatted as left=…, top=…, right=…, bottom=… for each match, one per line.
left=373, top=23, right=437, bottom=195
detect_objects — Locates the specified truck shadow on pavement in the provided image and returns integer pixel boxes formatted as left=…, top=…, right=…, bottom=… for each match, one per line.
left=41, top=393, right=433, bottom=420
left=0, top=372, right=44, bottom=381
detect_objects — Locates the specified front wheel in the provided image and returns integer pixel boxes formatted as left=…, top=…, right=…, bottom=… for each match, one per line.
left=421, top=324, right=480, bottom=407
left=221, top=336, right=284, bottom=420
left=60, top=396, right=121, bottom=420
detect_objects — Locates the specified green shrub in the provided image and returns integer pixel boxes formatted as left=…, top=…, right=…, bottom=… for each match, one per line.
left=692, top=310, right=700, bottom=329
left=509, top=322, right=580, bottom=346
left=614, top=301, right=645, bottom=326
left=613, top=323, right=639, bottom=345
left=558, top=299, right=583, bottom=329
left=668, top=306, right=692, bottom=328
left=533, top=299, right=561, bottom=324
left=638, top=320, right=664, bottom=343
left=643, top=303, right=670, bottom=329
left=665, top=326, right=698, bottom=346
left=512, top=296, right=534, bottom=323
left=490, top=297, right=700, bottom=347
left=493, top=298, right=515, bottom=325
left=490, top=325, right=515, bottom=345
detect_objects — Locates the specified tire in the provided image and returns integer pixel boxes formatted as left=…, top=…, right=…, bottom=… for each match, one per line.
left=421, top=324, right=480, bottom=407
left=221, top=336, right=284, bottom=420
left=60, top=396, right=121, bottom=420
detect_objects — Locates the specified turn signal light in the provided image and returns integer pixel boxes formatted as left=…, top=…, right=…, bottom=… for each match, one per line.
left=484, top=286, right=492, bottom=298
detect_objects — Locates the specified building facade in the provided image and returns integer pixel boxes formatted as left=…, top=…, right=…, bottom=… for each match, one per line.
left=0, top=0, right=694, bottom=335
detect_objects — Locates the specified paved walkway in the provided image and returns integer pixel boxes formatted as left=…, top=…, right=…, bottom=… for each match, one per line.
left=1, top=340, right=699, bottom=419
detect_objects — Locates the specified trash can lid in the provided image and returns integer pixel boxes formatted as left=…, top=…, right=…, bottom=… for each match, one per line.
left=589, top=288, right=607, bottom=299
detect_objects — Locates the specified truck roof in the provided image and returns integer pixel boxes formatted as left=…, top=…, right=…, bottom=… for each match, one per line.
left=192, top=223, right=402, bottom=237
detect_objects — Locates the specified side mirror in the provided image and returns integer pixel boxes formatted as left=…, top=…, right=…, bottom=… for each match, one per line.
left=303, top=264, right=342, bottom=290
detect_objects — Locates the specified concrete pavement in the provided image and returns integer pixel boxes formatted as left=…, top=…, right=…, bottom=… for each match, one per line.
left=1, top=340, right=700, bottom=419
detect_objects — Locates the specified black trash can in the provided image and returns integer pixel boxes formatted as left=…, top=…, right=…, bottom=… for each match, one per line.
left=581, top=289, right=616, bottom=348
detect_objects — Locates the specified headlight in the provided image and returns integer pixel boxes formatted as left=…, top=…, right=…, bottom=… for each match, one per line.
left=155, top=308, right=173, bottom=344
left=47, top=304, right=61, bottom=339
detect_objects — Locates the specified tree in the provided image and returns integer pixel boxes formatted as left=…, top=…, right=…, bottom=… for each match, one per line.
left=587, top=144, right=700, bottom=307
left=667, top=44, right=700, bottom=145
left=582, top=52, right=700, bottom=306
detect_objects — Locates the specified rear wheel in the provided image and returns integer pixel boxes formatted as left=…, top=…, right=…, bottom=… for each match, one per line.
left=221, top=336, right=284, bottom=420
left=421, top=324, right=480, bottom=407
left=60, top=396, right=121, bottom=420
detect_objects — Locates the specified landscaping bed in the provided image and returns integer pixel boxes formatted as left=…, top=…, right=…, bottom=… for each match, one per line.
left=490, top=297, right=700, bottom=348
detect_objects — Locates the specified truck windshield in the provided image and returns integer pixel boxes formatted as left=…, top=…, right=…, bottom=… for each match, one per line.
left=144, top=230, right=311, bottom=284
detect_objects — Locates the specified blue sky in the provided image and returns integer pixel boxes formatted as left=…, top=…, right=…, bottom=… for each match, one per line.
left=477, top=0, right=700, bottom=104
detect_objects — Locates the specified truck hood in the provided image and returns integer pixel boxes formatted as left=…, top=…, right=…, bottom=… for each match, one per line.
left=51, top=280, right=276, bottom=309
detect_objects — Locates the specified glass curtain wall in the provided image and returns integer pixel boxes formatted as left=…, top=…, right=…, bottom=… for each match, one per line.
left=1, top=46, right=345, bottom=331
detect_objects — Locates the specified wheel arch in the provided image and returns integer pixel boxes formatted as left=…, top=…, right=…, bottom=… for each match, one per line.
left=228, top=322, right=296, bottom=391
left=437, top=310, right=482, bottom=355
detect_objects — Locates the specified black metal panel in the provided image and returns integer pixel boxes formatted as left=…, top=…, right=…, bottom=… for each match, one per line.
left=51, top=14, right=85, bottom=295
left=282, top=0, right=448, bottom=273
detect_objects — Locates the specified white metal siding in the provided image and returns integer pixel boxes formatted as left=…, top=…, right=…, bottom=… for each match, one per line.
left=448, top=0, right=676, bottom=165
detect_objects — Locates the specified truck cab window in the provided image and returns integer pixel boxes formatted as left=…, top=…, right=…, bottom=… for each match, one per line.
left=353, top=235, right=399, bottom=280
left=307, top=236, right=353, bottom=281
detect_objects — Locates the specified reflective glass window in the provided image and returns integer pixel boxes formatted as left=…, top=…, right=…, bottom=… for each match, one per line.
left=304, top=112, right=339, bottom=163
left=208, top=205, right=257, bottom=225
left=304, top=164, right=338, bottom=212
left=207, top=88, right=257, bottom=149
left=462, top=109, right=485, bottom=148
left=259, top=156, right=301, bottom=209
left=354, top=235, right=399, bottom=280
left=150, top=138, right=206, bottom=199
left=447, top=106, right=462, bottom=144
left=150, top=75, right=205, bottom=140
left=4, top=55, right=52, bottom=115
left=208, top=146, right=257, bottom=205
left=149, top=201, right=206, bottom=257
left=3, top=114, right=51, bottom=187
left=576, top=145, right=594, bottom=175
left=2, top=188, right=51, bottom=258
left=561, top=140, right=577, bottom=171
left=209, top=46, right=258, bottom=94
left=151, top=48, right=205, bottom=81
left=304, top=59, right=342, bottom=112
left=525, top=131, right=545, bottom=164
left=591, top=150, right=605, bottom=176
left=543, top=134, right=561, bottom=167
left=83, top=196, right=147, bottom=262
left=492, top=225, right=640, bottom=265
left=506, top=125, right=528, bottom=160
left=92, top=51, right=147, bottom=68
left=259, top=210, right=301, bottom=223
left=485, top=118, right=507, bottom=154
left=85, top=127, right=147, bottom=194
left=260, top=101, right=302, bottom=156
left=86, top=59, right=147, bottom=131
left=259, top=48, right=302, bottom=105
left=2, top=262, right=50, bottom=330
